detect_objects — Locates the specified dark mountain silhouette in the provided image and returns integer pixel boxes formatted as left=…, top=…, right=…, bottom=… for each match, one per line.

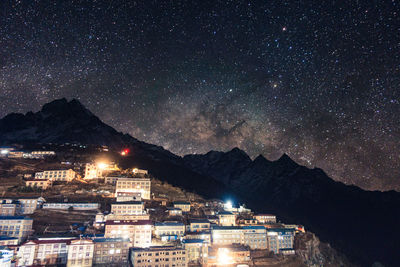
left=1, top=98, right=399, bottom=266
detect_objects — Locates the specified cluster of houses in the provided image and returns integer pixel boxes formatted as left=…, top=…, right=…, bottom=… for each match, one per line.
left=0, top=148, right=56, bottom=159
left=0, top=149, right=305, bottom=266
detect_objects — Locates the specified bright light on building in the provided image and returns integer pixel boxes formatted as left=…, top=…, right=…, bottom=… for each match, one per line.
left=97, top=162, right=108, bottom=169
left=133, top=168, right=138, bottom=173
left=0, top=149, right=9, bottom=155
left=225, top=200, right=233, bottom=210
left=217, top=248, right=233, bottom=265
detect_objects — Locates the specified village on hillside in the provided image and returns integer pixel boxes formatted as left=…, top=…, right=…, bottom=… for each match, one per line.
left=0, top=144, right=308, bottom=267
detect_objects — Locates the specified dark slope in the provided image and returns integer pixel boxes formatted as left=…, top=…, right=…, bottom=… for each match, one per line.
left=183, top=148, right=400, bottom=266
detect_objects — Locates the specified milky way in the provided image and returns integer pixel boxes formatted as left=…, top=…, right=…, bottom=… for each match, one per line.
left=1, top=0, right=399, bottom=190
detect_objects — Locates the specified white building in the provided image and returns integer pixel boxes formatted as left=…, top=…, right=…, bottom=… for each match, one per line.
left=42, top=203, right=100, bottom=210
left=115, top=178, right=151, bottom=200
left=84, top=163, right=103, bottom=179
left=67, top=239, right=94, bottom=267
left=35, top=169, right=75, bottom=182
left=105, top=220, right=152, bottom=248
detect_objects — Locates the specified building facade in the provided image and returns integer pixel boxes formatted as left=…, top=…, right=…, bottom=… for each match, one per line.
left=115, top=178, right=151, bottom=200
left=105, top=220, right=152, bottom=248
left=42, top=203, right=100, bottom=210
left=84, top=163, right=103, bottom=179
left=0, top=216, right=33, bottom=243
left=266, top=228, right=295, bottom=254
left=25, top=179, right=52, bottom=190
left=67, top=239, right=94, bottom=267
left=173, top=202, right=191, bottom=212
left=254, top=214, right=277, bottom=224
left=189, top=220, right=211, bottom=232
left=154, top=222, right=185, bottom=241
left=35, top=169, right=75, bottom=182
left=93, top=237, right=130, bottom=266
left=111, top=201, right=144, bottom=215
left=217, top=211, right=236, bottom=226
left=130, top=246, right=187, bottom=267
left=182, top=239, right=208, bottom=265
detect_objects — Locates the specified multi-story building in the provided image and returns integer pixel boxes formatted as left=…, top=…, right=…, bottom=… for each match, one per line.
left=173, top=201, right=191, bottom=212
left=31, top=150, right=56, bottom=157
left=0, top=197, right=45, bottom=215
left=105, top=220, right=152, bottom=248
left=105, top=213, right=150, bottom=222
left=189, top=219, right=211, bottom=232
left=67, top=239, right=94, bottom=267
left=25, top=179, right=52, bottom=190
left=211, top=226, right=243, bottom=246
left=115, top=178, right=151, bottom=200
left=0, top=236, right=18, bottom=246
left=254, top=214, right=276, bottom=224
left=17, top=237, right=73, bottom=266
left=217, top=211, right=236, bottom=226
left=130, top=246, right=187, bottom=267
left=0, top=216, right=33, bottom=243
left=84, top=163, right=103, bottom=179
left=211, top=225, right=268, bottom=250
left=182, top=239, right=208, bottom=265
left=42, top=202, right=100, bottom=210
left=0, top=200, right=20, bottom=216
left=266, top=228, right=295, bottom=254
left=154, top=222, right=185, bottom=241
left=93, top=237, right=131, bottom=266
left=111, top=201, right=144, bottom=215
left=243, top=226, right=268, bottom=249
left=35, top=169, right=75, bottom=182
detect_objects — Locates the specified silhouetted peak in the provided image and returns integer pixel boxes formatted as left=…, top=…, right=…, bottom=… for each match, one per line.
left=276, top=153, right=298, bottom=167
left=226, top=147, right=251, bottom=161
left=41, top=98, right=93, bottom=118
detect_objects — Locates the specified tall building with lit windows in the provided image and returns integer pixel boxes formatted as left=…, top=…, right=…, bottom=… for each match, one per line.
left=266, top=228, right=295, bottom=254
left=115, top=178, right=151, bottom=200
left=104, top=220, right=152, bottom=247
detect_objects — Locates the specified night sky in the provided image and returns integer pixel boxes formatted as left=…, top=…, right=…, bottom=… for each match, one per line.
left=1, top=0, right=399, bottom=191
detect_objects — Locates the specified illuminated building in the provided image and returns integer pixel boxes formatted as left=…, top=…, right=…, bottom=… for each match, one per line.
left=115, top=177, right=151, bottom=200
left=93, top=237, right=130, bottom=266
left=217, top=211, right=236, bottom=226
left=0, top=216, right=33, bottom=243
left=105, top=220, right=152, bottom=247
left=129, top=246, right=187, bottom=267
left=254, top=214, right=276, bottom=224
left=25, top=179, right=52, bottom=190
left=189, top=219, right=211, bottom=232
left=42, top=202, right=100, bottom=210
left=266, top=228, right=295, bottom=254
left=0, top=197, right=44, bottom=214
left=84, top=163, right=103, bottom=179
left=182, top=239, right=208, bottom=264
left=154, top=222, right=185, bottom=241
left=0, top=200, right=20, bottom=216
left=115, top=191, right=142, bottom=202
left=0, top=246, right=13, bottom=267
left=184, top=231, right=212, bottom=244
left=67, top=239, right=94, bottom=267
left=212, top=226, right=268, bottom=250
left=173, top=201, right=191, bottom=212
left=17, top=237, right=74, bottom=266
left=242, top=226, right=268, bottom=249
left=111, top=201, right=144, bottom=215
left=35, top=169, right=75, bottom=182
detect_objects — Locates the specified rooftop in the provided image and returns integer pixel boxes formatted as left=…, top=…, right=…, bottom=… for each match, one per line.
left=93, top=237, right=130, bottom=243
left=111, top=201, right=143, bottom=205
left=155, top=222, right=184, bottom=226
left=190, top=219, right=210, bottom=224
left=131, top=246, right=184, bottom=252
left=105, top=220, right=152, bottom=225
left=0, top=216, right=32, bottom=220
left=182, top=239, right=205, bottom=244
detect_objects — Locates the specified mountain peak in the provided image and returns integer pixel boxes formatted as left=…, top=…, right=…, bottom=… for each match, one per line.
left=41, top=98, right=91, bottom=116
left=276, top=153, right=298, bottom=168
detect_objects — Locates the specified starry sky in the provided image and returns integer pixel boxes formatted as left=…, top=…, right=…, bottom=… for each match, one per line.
left=1, top=0, right=399, bottom=191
